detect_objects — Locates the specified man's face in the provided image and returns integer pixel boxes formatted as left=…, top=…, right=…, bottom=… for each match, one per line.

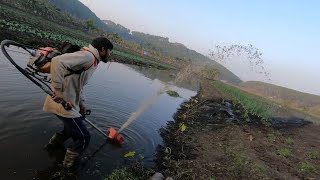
left=99, top=48, right=112, bottom=63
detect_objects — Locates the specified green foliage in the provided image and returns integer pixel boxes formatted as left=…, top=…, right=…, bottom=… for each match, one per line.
left=240, top=81, right=320, bottom=107
left=0, top=4, right=91, bottom=45
left=1, top=0, right=86, bottom=29
left=285, top=137, right=294, bottom=145
left=139, top=154, right=144, bottom=160
left=0, top=4, right=171, bottom=70
left=85, top=18, right=96, bottom=31
left=298, top=161, right=315, bottom=173
left=227, top=150, right=247, bottom=166
left=240, top=81, right=320, bottom=118
left=105, top=167, right=153, bottom=180
left=124, top=151, right=136, bottom=158
left=180, top=114, right=187, bottom=120
left=267, top=133, right=276, bottom=142
left=113, top=50, right=175, bottom=69
left=104, top=168, right=140, bottom=180
left=166, top=90, right=180, bottom=97
left=278, top=148, right=292, bottom=157
left=213, top=81, right=274, bottom=121
left=179, top=123, right=187, bottom=132
left=253, top=164, right=266, bottom=173
left=308, top=151, right=320, bottom=160
left=0, top=19, right=87, bottom=45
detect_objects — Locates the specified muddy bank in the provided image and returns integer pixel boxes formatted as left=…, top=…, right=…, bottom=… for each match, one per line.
left=111, top=54, right=170, bottom=70
left=155, top=87, right=320, bottom=179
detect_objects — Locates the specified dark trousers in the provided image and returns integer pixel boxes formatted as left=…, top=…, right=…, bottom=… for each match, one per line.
left=55, top=115, right=91, bottom=154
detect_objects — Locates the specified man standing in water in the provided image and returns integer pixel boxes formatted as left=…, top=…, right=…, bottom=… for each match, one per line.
left=43, top=37, right=113, bottom=169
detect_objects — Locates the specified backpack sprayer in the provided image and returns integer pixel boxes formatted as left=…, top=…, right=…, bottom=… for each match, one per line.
left=0, top=40, right=124, bottom=144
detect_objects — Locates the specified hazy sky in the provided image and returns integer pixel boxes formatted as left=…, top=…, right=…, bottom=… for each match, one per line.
left=79, top=0, right=319, bottom=95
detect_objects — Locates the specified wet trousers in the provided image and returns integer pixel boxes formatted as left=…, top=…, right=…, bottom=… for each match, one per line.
left=55, top=115, right=91, bottom=153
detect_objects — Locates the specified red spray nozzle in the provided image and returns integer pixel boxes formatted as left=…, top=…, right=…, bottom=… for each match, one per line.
left=108, top=128, right=125, bottom=144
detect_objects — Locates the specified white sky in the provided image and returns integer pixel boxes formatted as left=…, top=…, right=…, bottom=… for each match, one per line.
left=79, top=0, right=320, bottom=95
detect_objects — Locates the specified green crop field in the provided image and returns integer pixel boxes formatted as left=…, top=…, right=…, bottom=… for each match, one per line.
left=0, top=3, right=174, bottom=70
left=0, top=4, right=91, bottom=43
left=0, top=19, right=88, bottom=46
left=112, top=50, right=176, bottom=69
left=213, top=81, right=275, bottom=121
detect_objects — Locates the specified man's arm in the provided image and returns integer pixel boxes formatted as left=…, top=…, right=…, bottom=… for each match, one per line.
left=80, top=89, right=86, bottom=104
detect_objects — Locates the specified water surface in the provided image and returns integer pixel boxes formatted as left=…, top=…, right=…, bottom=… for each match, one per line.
left=0, top=48, right=196, bottom=180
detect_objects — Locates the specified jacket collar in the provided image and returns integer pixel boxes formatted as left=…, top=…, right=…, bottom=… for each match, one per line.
left=83, top=44, right=101, bottom=63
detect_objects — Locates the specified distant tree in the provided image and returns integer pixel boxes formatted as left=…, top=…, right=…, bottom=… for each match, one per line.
left=85, top=19, right=95, bottom=32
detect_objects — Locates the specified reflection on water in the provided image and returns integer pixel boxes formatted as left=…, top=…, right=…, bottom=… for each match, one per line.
left=0, top=48, right=196, bottom=180
left=129, top=65, right=200, bottom=92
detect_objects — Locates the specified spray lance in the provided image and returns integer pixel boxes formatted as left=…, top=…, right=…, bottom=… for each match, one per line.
left=0, top=40, right=124, bottom=144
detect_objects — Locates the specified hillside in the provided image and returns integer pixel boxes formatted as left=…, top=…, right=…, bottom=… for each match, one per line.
left=48, top=0, right=109, bottom=32
left=131, top=32, right=241, bottom=83
left=47, top=0, right=241, bottom=83
left=0, top=2, right=93, bottom=47
left=0, top=0, right=86, bottom=30
left=240, top=81, right=320, bottom=117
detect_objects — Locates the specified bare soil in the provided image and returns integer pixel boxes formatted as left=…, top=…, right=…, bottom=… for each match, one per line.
left=156, top=82, right=320, bottom=180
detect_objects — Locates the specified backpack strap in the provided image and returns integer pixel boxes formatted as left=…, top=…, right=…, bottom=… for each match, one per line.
left=64, top=50, right=97, bottom=77
left=66, top=64, right=93, bottom=75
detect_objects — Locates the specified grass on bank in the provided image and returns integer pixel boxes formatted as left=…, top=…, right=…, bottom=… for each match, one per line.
left=104, top=166, right=154, bottom=180
left=298, top=161, right=315, bottom=173
left=213, top=81, right=274, bottom=121
left=308, top=151, right=320, bottom=160
left=267, top=133, right=276, bottom=142
left=105, top=168, right=140, bottom=180
left=278, top=148, right=292, bottom=157
left=112, top=50, right=175, bottom=69
left=285, top=137, right=294, bottom=145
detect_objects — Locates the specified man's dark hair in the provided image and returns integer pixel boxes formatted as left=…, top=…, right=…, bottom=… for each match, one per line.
left=91, top=37, right=113, bottom=52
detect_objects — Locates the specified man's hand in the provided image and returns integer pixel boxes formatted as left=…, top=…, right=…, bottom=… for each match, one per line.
left=79, top=103, right=86, bottom=116
left=51, top=87, right=64, bottom=103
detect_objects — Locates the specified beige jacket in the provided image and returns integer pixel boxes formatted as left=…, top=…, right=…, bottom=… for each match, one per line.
left=43, top=45, right=101, bottom=118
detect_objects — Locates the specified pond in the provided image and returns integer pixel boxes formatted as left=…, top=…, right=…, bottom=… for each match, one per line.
left=0, top=48, right=196, bottom=180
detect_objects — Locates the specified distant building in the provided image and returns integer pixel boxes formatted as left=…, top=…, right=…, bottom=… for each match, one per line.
left=141, top=50, right=148, bottom=56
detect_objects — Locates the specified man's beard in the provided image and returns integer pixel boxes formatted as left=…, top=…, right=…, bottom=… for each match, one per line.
left=101, top=55, right=108, bottom=63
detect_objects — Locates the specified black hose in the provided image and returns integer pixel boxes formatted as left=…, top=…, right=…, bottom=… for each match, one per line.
left=1, top=40, right=114, bottom=161
left=1, top=40, right=55, bottom=96
left=1, top=40, right=72, bottom=110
